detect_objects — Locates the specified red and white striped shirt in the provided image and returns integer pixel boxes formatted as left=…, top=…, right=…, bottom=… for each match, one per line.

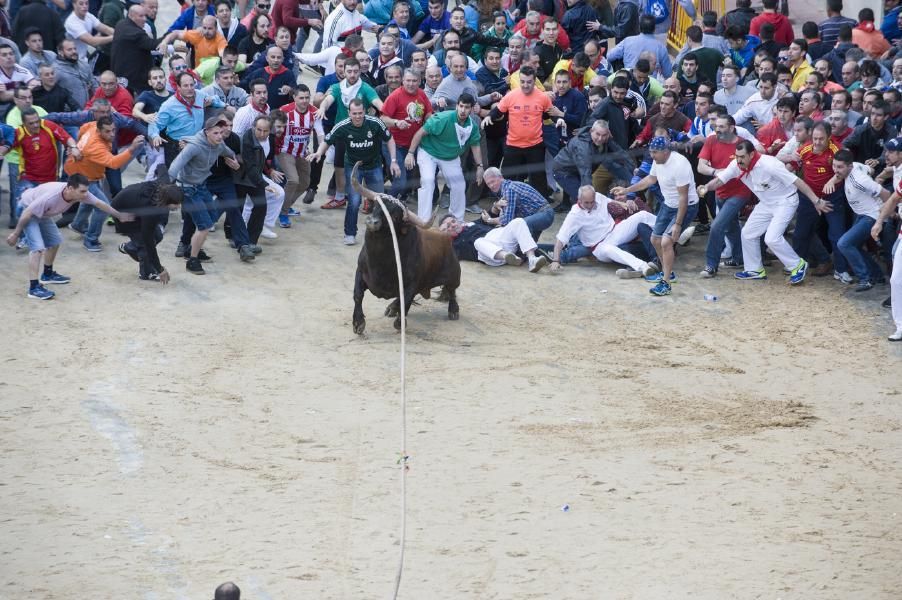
left=277, top=103, right=324, bottom=157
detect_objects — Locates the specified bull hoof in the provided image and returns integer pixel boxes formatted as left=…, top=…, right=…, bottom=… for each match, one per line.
left=448, top=311, right=459, bottom=321
left=353, top=319, right=366, bottom=335
left=393, top=316, right=403, bottom=331
left=384, top=301, right=400, bottom=317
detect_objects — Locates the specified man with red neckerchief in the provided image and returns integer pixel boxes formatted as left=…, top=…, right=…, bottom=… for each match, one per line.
left=276, top=84, right=324, bottom=222
left=756, top=96, right=797, bottom=156
left=3, top=108, right=79, bottom=192
left=794, top=120, right=851, bottom=279
left=232, top=78, right=270, bottom=136
left=243, top=45, right=293, bottom=108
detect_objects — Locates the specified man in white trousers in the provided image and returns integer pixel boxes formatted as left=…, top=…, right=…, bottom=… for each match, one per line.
left=404, top=92, right=484, bottom=222
left=699, top=139, right=831, bottom=286
left=872, top=185, right=902, bottom=341
left=549, top=185, right=659, bottom=278
left=473, top=216, right=549, bottom=272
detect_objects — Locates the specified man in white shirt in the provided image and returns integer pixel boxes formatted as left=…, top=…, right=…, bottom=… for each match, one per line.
left=65, top=0, right=114, bottom=61
left=828, top=150, right=892, bottom=292
left=699, top=139, right=829, bottom=285
left=731, top=73, right=780, bottom=131
left=548, top=185, right=658, bottom=278
left=714, top=65, right=755, bottom=117
left=610, top=136, right=699, bottom=296
left=232, top=79, right=269, bottom=136
left=321, top=0, right=378, bottom=50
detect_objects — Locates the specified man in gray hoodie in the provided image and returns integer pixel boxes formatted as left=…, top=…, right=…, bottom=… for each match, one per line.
left=168, top=115, right=240, bottom=274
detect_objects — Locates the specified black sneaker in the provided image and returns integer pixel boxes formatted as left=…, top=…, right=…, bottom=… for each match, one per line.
left=238, top=245, right=255, bottom=262
left=175, top=242, right=187, bottom=258
left=118, top=242, right=140, bottom=263
left=721, top=258, right=741, bottom=268
left=883, top=296, right=892, bottom=308
left=250, top=244, right=263, bottom=255
left=196, top=248, right=212, bottom=262
left=695, top=223, right=711, bottom=234
left=302, top=189, right=316, bottom=204
left=186, top=257, right=205, bottom=275
left=855, top=280, right=874, bottom=292
left=139, top=271, right=160, bottom=281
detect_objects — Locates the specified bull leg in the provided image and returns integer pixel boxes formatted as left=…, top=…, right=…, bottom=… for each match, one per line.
left=384, top=299, right=400, bottom=317
left=393, top=287, right=417, bottom=331
left=446, top=287, right=459, bottom=321
left=353, top=269, right=368, bottom=335
left=436, top=286, right=451, bottom=302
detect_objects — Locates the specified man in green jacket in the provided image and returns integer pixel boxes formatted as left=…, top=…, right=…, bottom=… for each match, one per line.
left=404, top=92, right=484, bottom=221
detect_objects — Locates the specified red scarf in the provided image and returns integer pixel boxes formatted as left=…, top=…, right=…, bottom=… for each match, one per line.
left=340, top=46, right=356, bottom=58
left=739, top=151, right=762, bottom=178
left=856, top=21, right=875, bottom=33
left=264, top=65, right=288, bottom=82
left=567, top=64, right=582, bottom=90
left=168, top=69, right=201, bottom=92
left=253, top=101, right=270, bottom=114
left=174, top=91, right=198, bottom=115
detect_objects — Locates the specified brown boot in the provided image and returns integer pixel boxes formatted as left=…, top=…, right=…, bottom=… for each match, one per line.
left=812, top=261, right=833, bottom=277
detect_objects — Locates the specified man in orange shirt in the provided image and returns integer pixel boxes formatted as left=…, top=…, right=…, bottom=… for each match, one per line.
left=64, top=117, right=145, bottom=251
left=851, top=9, right=891, bottom=59
left=482, top=65, right=564, bottom=196
left=159, top=15, right=227, bottom=65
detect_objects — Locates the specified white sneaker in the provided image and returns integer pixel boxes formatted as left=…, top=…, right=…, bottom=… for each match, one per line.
left=261, top=227, right=278, bottom=239
left=889, top=329, right=902, bottom=342
left=833, top=271, right=853, bottom=284
left=616, top=267, right=642, bottom=279
left=677, top=225, right=696, bottom=246
left=502, top=251, right=522, bottom=266
left=343, top=235, right=356, bottom=245
left=528, top=254, right=548, bottom=273
left=642, top=262, right=659, bottom=277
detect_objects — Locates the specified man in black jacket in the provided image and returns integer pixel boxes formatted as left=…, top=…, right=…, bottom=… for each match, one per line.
left=12, top=0, right=65, bottom=54
left=111, top=4, right=163, bottom=95
left=586, top=77, right=639, bottom=150
left=236, top=114, right=284, bottom=245
left=553, top=119, right=634, bottom=209
left=114, top=171, right=184, bottom=282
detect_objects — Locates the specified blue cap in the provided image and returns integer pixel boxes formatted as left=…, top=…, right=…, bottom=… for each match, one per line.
left=649, top=136, right=668, bottom=151
left=887, top=137, right=902, bottom=152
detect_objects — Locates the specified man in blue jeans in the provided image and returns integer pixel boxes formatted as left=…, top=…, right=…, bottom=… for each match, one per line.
left=308, top=98, right=400, bottom=245
left=828, top=150, right=893, bottom=291
left=481, top=167, right=554, bottom=241
left=696, top=114, right=751, bottom=277
left=168, top=116, right=241, bottom=274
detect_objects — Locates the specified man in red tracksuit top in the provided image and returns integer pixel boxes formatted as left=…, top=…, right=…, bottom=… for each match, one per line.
left=4, top=108, right=81, bottom=195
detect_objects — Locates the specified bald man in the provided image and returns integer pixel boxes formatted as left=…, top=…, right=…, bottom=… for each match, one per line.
left=214, top=581, right=240, bottom=600
left=159, top=15, right=227, bottom=64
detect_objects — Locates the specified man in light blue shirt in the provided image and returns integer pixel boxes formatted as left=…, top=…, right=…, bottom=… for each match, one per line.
left=607, top=15, right=672, bottom=77
left=149, top=72, right=225, bottom=146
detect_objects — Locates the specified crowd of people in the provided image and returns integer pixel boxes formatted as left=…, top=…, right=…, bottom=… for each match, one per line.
left=2, top=0, right=902, bottom=339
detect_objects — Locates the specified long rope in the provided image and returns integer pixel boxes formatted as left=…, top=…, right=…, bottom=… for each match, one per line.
left=367, top=195, right=408, bottom=600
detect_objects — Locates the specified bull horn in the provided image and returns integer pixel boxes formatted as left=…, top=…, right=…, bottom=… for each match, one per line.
left=351, top=161, right=378, bottom=202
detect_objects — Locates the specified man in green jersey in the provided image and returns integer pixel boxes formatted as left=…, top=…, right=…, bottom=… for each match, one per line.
left=310, top=98, right=400, bottom=245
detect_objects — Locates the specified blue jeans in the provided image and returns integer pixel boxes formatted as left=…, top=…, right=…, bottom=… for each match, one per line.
left=704, top=196, right=747, bottom=269
left=792, top=191, right=849, bottom=273
left=653, top=202, right=699, bottom=237
left=181, top=183, right=217, bottom=231
left=72, top=182, right=110, bottom=244
left=207, top=176, right=251, bottom=250
left=344, top=164, right=384, bottom=237
left=552, top=169, right=581, bottom=204
left=538, top=234, right=591, bottom=264
left=388, top=147, right=412, bottom=198
left=837, top=214, right=886, bottom=283
left=523, top=206, right=555, bottom=241
left=7, top=162, right=20, bottom=225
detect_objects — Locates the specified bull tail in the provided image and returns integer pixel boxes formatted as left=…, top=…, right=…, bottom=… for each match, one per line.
left=351, top=161, right=378, bottom=202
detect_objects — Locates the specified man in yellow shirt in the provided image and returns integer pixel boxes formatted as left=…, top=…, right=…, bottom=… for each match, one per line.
left=549, top=53, right=596, bottom=91
left=788, top=39, right=814, bottom=92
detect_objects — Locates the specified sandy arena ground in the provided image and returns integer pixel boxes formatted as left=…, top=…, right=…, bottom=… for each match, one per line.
left=2, top=156, right=902, bottom=599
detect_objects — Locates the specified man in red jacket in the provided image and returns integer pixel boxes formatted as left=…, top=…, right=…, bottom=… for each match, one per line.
left=749, top=0, right=794, bottom=45
left=271, top=0, right=322, bottom=45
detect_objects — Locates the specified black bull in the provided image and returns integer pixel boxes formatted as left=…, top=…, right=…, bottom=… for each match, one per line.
left=350, top=164, right=461, bottom=334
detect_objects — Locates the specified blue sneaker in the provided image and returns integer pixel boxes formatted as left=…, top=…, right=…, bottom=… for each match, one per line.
left=649, top=280, right=672, bottom=296
left=735, top=269, right=767, bottom=280
left=27, top=285, right=55, bottom=300
left=83, top=240, right=103, bottom=252
left=286, top=207, right=301, bottom=217
left=40, top=271, right=71, bottom=285
left=645, top=270, right=677, bottom=283
left=789, top=259, right=808, bottom=286
left=278, top=214, right=291, bottom=228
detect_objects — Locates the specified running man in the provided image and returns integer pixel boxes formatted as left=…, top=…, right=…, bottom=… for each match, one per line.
left=698, top=140, right=831, bottom=285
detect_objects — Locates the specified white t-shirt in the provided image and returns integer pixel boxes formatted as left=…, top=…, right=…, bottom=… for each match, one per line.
left=555, top=193, right=615, bottom=247
left=844, top=162, right=884, bottom=220
left=717, top=153, right=799, bottom=206
left=65, top=12, right=103, bottom=60
left=650, top=152, right=699, bottom=208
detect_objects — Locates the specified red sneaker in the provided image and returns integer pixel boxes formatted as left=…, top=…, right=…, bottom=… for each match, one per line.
left=321, top=197, right=347, bottom=209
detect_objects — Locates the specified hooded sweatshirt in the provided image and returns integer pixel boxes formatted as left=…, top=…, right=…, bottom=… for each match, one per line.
left=552, top=126, right=633, bottom=186
left=749, top=12, right=794, bottom=46
left=168, top=131, right=236, bottom=185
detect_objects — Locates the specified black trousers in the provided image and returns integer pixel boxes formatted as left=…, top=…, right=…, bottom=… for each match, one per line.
left=502, top=143, right=548, bottom=196
left=237, top=184, right=267, bottom=243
